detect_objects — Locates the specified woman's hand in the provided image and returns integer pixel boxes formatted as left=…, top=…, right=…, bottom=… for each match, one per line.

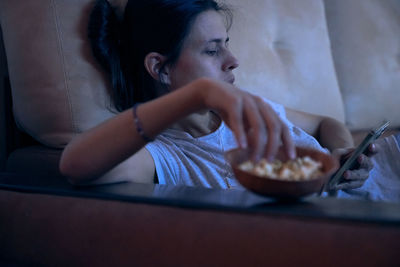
left=198, top=78, right=296, bottom=162
left=328, top=143, right=378, bottom=191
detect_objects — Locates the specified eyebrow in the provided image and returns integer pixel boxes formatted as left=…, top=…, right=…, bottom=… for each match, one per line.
left=206, top=37, right=230, bottom=44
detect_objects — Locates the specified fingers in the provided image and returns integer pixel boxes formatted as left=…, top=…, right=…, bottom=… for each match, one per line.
left=250, top=97, right=295, bottom=161
left=281, top=124, right=296, bottom=160
left=227, top=100, right=247, bottom=149
left=242, top=97, right=268, bottom=161
left=334, top=145, right=375, bottom=170
left=255, top=98, right=282, bottom=161
left=365, top=143, right=379, bottom=157
left=330, top=150, right=374, bottom=191
left=209, top=85, right=294, bottom=162
left=334, top=180, right=365, bottom=191
left=228, top=94, right=293, bottom=162
left=341, top=153, right=373, bottom=180
left=342, top=168, right=370, bottom=181
left=358, top=154, right=374, bottom=171
left=349, top=152, right=374, bottom=171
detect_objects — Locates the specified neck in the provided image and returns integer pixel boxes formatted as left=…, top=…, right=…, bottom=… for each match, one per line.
left=170, top=110, right=221, bottom=138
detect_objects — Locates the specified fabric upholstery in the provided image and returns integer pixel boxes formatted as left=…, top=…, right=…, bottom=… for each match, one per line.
left=325, top=0, right=400, bottom=130
left=0, top=27, right=7, bottom=170
left=6, top=146, right=64, bottom=179
left=228, top=0, right=345, bottom=122
left=0, top=0, right=116, bottom=148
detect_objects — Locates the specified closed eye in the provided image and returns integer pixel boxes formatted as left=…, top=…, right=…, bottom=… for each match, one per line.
left=205, top=50, right=218, bottom=56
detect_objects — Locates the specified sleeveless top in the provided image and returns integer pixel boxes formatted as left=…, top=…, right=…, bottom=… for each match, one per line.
left=145, top=99, right=327, bottom=189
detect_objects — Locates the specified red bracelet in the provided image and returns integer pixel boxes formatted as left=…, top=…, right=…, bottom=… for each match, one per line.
left=133, top=104, right=154, bottom=142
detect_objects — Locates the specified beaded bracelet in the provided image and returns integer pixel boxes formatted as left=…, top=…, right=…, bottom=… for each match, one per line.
left=133, top=103, right=154, bottom=142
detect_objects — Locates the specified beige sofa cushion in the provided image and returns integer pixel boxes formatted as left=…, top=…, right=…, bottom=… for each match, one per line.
left=228, top=0, right=345, bottom=122
left=325, top=0, right=400, bottom=130
left=0, top=0, right=116, bottom=148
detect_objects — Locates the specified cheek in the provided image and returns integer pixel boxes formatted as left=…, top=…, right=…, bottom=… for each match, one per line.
left=177, top=61, right=199, bottom=77
left=170, top=59, right=203, bottom=87
left=170, top=55, right=220, bottom=88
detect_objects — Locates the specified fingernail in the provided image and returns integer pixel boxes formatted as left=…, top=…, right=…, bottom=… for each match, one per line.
left=371, top=144, right=377, bottom=152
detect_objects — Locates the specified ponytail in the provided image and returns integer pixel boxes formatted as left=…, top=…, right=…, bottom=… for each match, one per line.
left=88, top=0, right=132, bottom=112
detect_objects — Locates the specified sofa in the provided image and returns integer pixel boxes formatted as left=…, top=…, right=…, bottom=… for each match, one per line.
left=1, top=1, right=400, bottom=265
left=0, top=0, right=399, bottom=181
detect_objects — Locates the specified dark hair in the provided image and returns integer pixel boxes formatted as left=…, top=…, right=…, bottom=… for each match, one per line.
left=89, top=0, right=232, bottom=112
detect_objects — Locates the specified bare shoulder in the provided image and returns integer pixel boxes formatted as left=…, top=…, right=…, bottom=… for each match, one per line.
left=92, top=147, right=156, bottom=185
left=285, top=107, right=324, bottom=136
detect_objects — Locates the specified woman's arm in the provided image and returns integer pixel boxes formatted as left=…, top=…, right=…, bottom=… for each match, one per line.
left=285, top=108, right=354, bottom=150
left=60, top=78, right=296, bottom=184
left=60, top=79, right=206, bottom=184
left=286, top=107, right=377, bottom=192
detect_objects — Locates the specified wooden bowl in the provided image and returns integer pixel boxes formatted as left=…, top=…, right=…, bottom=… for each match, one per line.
left=225, top=147, right=339, bottom=199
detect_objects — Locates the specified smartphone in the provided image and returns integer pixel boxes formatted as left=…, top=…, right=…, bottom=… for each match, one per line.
left=327, top=121, right=390, bottom=189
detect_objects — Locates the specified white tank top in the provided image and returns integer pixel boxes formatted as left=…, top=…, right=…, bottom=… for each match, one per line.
left=146, top=99, right=327, bottom=189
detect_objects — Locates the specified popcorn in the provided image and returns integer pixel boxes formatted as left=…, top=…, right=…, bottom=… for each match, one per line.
left=238, top=156, right=323, bottom=181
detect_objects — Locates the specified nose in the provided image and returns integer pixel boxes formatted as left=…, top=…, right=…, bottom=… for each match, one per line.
left=222, top=50, right=239, bottom=71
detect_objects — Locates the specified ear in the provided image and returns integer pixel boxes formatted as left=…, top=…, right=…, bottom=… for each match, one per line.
left=144, top=52, right=171, bottom=85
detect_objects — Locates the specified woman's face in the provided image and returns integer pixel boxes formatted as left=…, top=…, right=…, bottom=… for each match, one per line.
left=167, top=10, right=239, bottom=89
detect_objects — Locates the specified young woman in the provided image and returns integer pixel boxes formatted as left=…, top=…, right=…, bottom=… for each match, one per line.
left=59, top=0, right=375, bottom=191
